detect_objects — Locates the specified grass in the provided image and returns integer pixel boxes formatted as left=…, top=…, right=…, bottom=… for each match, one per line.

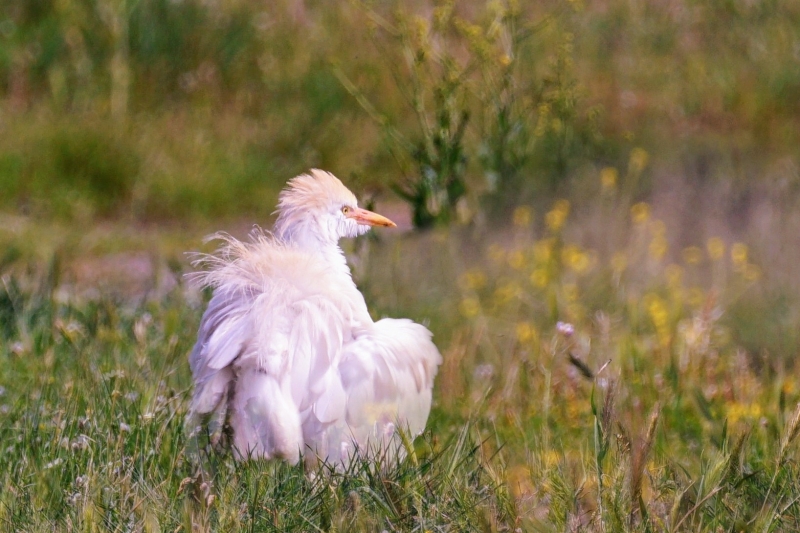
left=0, top=258, right=512, bottom=531
left=2, top=194, right=800, bottom=532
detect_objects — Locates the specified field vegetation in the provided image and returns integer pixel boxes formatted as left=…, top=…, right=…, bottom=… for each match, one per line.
left=1, top=0, right=800, bottom=531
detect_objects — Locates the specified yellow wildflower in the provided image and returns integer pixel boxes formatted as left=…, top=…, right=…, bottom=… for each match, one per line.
left=513, top=205, right=532, bottom=227
left=530, top=269, right=549, bottom=288
left=455, top=19, right=482, bottom=40
left=545, top=199, right=570, bottom=231
left=494, top=283, right=520, bottom=304
left=459, top=297, right=481, bottom=318
left=516, top=322, right=538, bottom=344
left=543, top=450, right=560, bottom=468
left=560, top=244, right=577, bottom=265
left=413, top=16, right=430, bottom=40
left=567, top=398, right=590, bottom=421
left=600, top=167, right=618, bottom=190
left=707, top=237, right=725, bottom=261
left=432, top=2, right=453, bottom=30
left=629, top=147, right=649, bottom=174
left=646, top=295, right=669, bottom=329
left=631, top=202, right=651, bottom=224
left=731, top=242, right=748, bottom=267
left=727, top=402, right=762, bottom=425
left=682, top=246, right=703, bottom=265
left=645, top=294, right=670, bottom=347
left=571, top=252, right=590, bottom=273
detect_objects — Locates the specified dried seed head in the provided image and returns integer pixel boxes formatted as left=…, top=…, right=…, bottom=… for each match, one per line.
left=644, top=402, right=661, bottom=454
left=616, top=422, right=631, bottom=455
left=631, top=403, right=661, bottom=524
left=779, top=402, right=800, bottom=464
left=601, top=381, right=617, bottom=446
left=725, top=431, right=748, bottom=482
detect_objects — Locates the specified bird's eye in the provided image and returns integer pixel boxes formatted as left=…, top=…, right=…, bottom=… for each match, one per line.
left=341, top=206, right=351, bottom=215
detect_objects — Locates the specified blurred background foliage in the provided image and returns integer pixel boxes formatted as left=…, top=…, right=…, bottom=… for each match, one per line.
left=0, top=0, right=797, bottom=224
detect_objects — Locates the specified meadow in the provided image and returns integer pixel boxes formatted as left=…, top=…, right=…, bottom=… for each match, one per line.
left=2, top=0, right=800, bottom=531
left=3, top=200, right=800, bottom=532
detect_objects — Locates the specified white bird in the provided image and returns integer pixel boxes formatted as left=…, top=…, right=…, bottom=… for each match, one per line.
left=187, top=169, right=441, bottom=466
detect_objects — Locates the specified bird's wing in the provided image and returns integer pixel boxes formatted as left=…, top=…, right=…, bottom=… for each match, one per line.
left=311, top=317, right=441, bottom=463
left=187, top=232, right=370, bottom=460
left=187, top=285, right=254, bottom=416
left=224, top=288, right=358, bottom=462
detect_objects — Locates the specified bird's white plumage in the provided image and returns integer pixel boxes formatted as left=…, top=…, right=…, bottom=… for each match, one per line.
left=187, top=170, right=441, bottom=466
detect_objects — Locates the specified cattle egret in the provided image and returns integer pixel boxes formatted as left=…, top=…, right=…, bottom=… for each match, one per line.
left=187, top=169, right=442, bottom=466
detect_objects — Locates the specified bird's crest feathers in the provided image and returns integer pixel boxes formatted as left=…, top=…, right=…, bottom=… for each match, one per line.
left=274, top=170, right=358, bottom=239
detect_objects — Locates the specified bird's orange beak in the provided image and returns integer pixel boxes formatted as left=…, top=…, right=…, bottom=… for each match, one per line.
left=346, top=207, right=397, bottom=228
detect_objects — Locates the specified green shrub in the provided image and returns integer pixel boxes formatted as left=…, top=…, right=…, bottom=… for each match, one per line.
left=338, top=2, right=607, bottom=227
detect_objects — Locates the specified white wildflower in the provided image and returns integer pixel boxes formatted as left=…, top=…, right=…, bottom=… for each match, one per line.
left=124, top=391, right=139, bottom=402
left=474, top=364, right=494, bottom=380
left=71, top=435, right=91, bottom=452
left=556, top=321, right=575, bottom=337
left=45, top=458, right=64, bottom=469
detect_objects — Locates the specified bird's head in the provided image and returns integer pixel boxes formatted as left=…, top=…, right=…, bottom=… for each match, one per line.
left=274, top=169, right=396, bottom=245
